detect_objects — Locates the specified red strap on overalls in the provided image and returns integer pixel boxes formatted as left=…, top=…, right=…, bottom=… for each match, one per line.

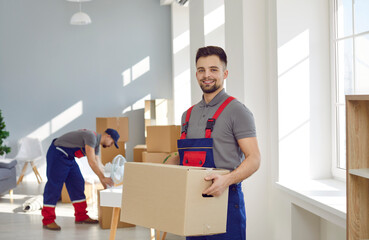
left=180, top=105, right=195, bottom=139
left=180, top=96, right=235, bottom=139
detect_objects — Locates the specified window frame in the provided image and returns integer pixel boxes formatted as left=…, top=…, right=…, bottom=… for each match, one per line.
left=331, top=0, right=369, bottom=180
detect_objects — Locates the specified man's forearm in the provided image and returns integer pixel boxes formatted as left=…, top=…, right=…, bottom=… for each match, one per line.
left=225, top=153, right=260, bottom=186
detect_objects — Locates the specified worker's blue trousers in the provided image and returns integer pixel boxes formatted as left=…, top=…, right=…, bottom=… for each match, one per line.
left=43, top=140, right=86, bottom=206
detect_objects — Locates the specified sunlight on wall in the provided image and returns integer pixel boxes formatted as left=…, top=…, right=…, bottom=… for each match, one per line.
left=122, top=68, right=131, bottom=87
left=132, top=57, right=150, bottom=81
left=174, top=69, right=191, bottom=124
left=172, top=3, right=191, bottom=125
left=51, top=101, right=83, bottom=134
left=278, top=30, right=310, bottom=75
left=132, top=94, right=151, bottom=110
left=27, top=101, right=83, bottom=141
left=27, top=122, right=51, bottom=142
left=122, top=94, right=152, bottom=114
left=204, top=5, right=225, bottom=36
left=278, top=30, right=310, bottom=182
left=122, top=56, right=150, bottom=87
left=173, top=30, right=190, bottom=54
left=355, top=35, right=369, bottom=93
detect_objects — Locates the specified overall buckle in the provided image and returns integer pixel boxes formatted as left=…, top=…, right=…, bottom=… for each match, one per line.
left=182, top=122, right=189, bottom=134
left=206, top=118, right=216, bottom=131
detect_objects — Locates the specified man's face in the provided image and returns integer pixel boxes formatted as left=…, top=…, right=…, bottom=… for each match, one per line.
left=196, top=55, right=228, bottom=94
left=102, top=135, right=114, bottom=148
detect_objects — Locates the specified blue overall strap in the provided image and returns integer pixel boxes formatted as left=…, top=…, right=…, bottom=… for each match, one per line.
left=205, top=96, right=236, bottom=138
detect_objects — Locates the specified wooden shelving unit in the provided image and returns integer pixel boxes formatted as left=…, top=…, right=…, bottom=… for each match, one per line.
left=346, top=95, right=369, bottom=240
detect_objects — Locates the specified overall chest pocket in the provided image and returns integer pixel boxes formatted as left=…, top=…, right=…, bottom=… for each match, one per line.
left=183, top=151, right=207, bottom=167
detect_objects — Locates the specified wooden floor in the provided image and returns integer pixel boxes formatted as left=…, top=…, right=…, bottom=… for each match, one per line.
left=0, top=182, right=184, bottom=240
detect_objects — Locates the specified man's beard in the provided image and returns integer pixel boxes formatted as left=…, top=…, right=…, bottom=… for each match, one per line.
left=200, top=79, right=220, bottom=93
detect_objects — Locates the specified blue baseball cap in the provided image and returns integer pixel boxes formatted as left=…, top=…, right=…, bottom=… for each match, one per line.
left=105, top=128, right=120, bottom=148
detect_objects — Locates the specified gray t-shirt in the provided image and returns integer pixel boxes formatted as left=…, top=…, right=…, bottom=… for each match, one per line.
left=181, top=89, right=256, bottom=170
left=54, top=129, right=101, bottom=155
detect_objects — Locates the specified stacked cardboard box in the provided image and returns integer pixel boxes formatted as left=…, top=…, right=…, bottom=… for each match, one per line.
left=143, top=125, right=181, bottom=164
left=96, top=117, right=129, bottom=164
left=133, top=145, right=147, bottom=162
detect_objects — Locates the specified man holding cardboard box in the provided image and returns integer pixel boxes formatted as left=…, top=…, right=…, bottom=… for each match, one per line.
left=41, top=128, right=119, bottom=231
left=170, top=46, right=261, bottom=239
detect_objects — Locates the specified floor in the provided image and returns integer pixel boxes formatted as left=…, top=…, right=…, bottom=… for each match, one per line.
left=0, top=182, right=184, bottom=240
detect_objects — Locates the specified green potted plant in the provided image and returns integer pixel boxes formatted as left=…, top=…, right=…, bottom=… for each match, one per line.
left=0, top=110, right=11, bottom=158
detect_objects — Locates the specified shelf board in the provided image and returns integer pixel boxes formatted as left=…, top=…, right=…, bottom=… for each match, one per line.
left=349, top=168, right=369, bottom=179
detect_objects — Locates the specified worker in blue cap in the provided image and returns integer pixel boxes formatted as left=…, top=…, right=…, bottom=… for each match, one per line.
left=41, top=128, right=120, bottom=231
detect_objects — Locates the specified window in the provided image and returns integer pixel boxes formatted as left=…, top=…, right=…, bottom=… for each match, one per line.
left=333, top=0, right=369, bottom=173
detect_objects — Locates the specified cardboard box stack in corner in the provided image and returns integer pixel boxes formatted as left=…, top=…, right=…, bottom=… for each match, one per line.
left=96, top=117, right=133, bottom=229
left=133, top=99, right=179, bottom=164
left=144, top=125, right=181, bottom=164
left=121, top=162, right=230, bottom=236
left=133, top=145, right=147, bottom=162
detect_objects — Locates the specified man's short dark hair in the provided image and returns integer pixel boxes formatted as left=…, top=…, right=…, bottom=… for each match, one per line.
left=195, top=46, right=227, bottom=69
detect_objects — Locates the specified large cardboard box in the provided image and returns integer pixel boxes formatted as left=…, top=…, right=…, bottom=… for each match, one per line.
left=97, top=189, right=135, bottom=229
left=133, top=145, right=147, bottom=162
left=146, top=125, right=181, bottom=153
left=96, top=117, right=129, bottom=142
left=142, top=151, right=177, bottom=164
left=100, top=141, right=126, bottom=165
left=121, top=162, right=229, bottom=236
left=61, top=182, right=103, bottom=203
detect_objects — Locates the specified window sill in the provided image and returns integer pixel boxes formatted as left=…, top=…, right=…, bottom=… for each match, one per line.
left=276, top=179, right=346, bottom=228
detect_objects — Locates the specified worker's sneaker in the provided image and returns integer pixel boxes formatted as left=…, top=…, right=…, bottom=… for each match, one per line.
left=75, top=217, right=99, bottom=224
left=43, top=222, right=61, bottom=231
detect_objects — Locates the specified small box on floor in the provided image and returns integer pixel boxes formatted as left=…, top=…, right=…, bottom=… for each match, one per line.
left=133, top=145, right=147, bottom=162
left=121, top=162, right=229, bottom=236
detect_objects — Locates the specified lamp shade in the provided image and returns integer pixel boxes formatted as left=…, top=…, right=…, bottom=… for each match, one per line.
left=70, top=11, right=91, bottom=25
left=67, top=0, right=91, bottom=2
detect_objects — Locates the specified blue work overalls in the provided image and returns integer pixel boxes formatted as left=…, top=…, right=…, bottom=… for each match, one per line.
left=42, top=139, right=90, bottom=225
left=177, top=97, right=246, bottom=240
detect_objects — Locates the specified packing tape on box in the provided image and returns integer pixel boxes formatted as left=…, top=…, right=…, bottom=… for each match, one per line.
left=205, top=168, right=213, bottom=176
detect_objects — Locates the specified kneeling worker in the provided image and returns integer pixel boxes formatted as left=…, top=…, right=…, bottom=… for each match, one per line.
left=41, top=128, right=119, bottom=230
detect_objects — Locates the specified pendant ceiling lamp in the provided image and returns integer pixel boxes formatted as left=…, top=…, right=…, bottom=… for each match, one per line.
left=68, top=0, right=92, bottom=26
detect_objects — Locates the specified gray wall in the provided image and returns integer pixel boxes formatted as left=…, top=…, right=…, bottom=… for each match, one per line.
left=0, top=0, right=172, bottom=165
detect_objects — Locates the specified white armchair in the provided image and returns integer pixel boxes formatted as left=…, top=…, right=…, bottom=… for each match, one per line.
left=16, top=137, right=43, bottom=184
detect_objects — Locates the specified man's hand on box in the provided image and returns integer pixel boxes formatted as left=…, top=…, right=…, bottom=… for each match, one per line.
left=202, top=173, right=230, bottom=197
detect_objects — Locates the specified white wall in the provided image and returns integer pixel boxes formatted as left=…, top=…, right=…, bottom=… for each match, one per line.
left=0, top=0, right=172, bottom=180
left=277, top=0, right=331, bottom=182
left=271, top=0, right=345, bottom=239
